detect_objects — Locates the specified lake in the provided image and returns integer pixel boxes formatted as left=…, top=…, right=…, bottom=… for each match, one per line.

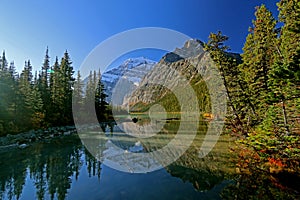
left=0, top=120, right=235, bottom=200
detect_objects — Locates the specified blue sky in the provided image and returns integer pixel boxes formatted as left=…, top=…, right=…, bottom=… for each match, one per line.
left=0, top=0, right=279, bottom=73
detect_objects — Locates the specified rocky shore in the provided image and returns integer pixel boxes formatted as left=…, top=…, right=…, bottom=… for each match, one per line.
left=0, top=126, right=77, bottom=152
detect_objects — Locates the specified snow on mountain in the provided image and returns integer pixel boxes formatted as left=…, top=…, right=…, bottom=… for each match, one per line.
left=101, top=57, right=157, bottom=104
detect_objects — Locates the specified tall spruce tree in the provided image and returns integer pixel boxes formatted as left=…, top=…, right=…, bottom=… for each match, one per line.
left=17, top=60, right=43, bottom=130
left=59, top=51, right=74, bottom=124
left=267, top=0, right=300, bottom=134
left=0, top=51, right=8, bottom=71
left=73, top=71, right=84, bottom=108
left=84, top=71, right=95, bottom=105
left=83, top=71, right=96, bottom=122
left=239, top=5, right=277, bottom=125
left=205, top=31, right=247, bottom=133
left=49, top=57, right=63, bottom=124
left=7, top=61, right=18, bottom=126
left=72, top=70, right=84, bottom=124
left=39, top=47, right=50, bottom=122
left=0, top=51, right=15, bottom=134
left=95, top=70, right=108, bottom=121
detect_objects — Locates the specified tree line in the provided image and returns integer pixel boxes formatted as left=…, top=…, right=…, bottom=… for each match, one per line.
left=0, top=49, right=109, bottom=136
left=204, top=1, right=299, bottom=198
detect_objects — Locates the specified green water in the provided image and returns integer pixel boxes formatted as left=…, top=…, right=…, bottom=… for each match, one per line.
left=0, top=121, right=234, bottom=200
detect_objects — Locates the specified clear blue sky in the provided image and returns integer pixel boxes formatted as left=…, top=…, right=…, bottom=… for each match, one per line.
left=0, top=0, right=279, bottom=73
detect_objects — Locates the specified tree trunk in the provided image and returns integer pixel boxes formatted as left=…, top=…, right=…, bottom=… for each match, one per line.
left=281, top=99, right=289, bottom=135
left=220, top=67, right=246, bottom=135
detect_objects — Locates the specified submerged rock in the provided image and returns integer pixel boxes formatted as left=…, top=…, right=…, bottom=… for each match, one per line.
left=64, top=131, right=71, bottom=136
left=18, top=144, right=28, bottom=149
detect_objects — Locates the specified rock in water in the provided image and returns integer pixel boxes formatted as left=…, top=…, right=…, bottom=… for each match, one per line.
left=18, top=144, right=28, bottom=149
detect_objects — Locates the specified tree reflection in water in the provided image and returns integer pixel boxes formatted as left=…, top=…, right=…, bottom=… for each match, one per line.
left=0, top=121, right=232, bottom=200
left=0, top=135, right=95, bottom=200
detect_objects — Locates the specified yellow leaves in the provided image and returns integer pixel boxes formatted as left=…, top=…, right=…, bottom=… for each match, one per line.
left=203, top=113, right=214, bottom=120
left=31, top=112, right=45, bottom=129
left=269, top=166, right=284, bottom=174
left=235, top=167, right=251, bottom=175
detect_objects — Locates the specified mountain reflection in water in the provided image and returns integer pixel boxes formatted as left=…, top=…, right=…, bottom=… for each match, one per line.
left=0, top=121, right=233, bottom=200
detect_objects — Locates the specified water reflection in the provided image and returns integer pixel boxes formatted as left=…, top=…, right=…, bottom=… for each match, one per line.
left=81, top=118, right=200, bottom=173
left=0, top=121, right=231, bottom=200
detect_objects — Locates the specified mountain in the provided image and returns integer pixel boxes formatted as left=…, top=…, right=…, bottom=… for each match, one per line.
left=101, top=57, right=156, bottom=105
left=101, top=39, right=241, bottom=112
left=125, top=39, right=241, bottom=113
left=125, top=39, right=210, bottom=112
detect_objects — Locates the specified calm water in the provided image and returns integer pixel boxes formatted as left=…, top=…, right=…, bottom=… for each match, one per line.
left=0, top=121, right=233, bottom=200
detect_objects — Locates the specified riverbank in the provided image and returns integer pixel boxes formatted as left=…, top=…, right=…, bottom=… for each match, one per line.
left=0, top=126, right=77, bottom=152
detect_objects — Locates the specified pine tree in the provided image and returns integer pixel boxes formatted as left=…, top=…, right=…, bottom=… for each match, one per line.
left=59, top=51, right=74, bottom=124
left=239, top=5, right=277, bottom=125
left=8, top=62, right=18, bottom=80
left=0, top=52, right=20, bottom=135
left=7, top=62, right=18, bottom=128
left=277, top=0, right=300, bottom=63
left=17, top=60, right=31, bottom=129
left=41, top=47, right=50, bottom=87
left=73, top=71, right=84, bottom=108
left=72, top=70, right=84, bottom=123
left=205, top=31, right=247, bottom=134
left=84, top=71, right=95, bottom=105
left=17, top=60, right=44, bottom=130
left=0, top=51, right=15, bottom=134
left=47, top=51, right=75, bottom=125
left=95, top=70, right=108, bottom=121
left=267, top=0, right=300, bottom=134
left=49, top=57, right=61, bottom=124
left=30, top=84, right=44, bottom=129
left=83, top=71, right=96, bottom=123
left=0, top=51, right=8, bottom=71
left=50, top=57, right=60, bottom=104
left=38, top=47, right=50, bottom=122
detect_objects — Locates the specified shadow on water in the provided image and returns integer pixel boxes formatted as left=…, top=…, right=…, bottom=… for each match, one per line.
left=0, top=120, right=234, bottom=200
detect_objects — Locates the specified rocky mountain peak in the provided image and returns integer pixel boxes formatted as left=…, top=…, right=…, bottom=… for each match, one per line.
left=101, top=57, right=157, bottom=104
left=161, top=39, right=205, bottom=63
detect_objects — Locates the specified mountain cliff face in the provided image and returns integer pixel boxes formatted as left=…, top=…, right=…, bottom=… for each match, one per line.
left=124, top=39, right=212, bottom=112
left=101, top=57, right=156, bottom=104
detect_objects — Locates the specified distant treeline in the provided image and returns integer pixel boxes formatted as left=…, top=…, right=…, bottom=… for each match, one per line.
left=0, top=49, right=110, bottom=136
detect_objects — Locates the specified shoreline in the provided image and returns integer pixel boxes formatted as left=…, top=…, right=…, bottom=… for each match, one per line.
left=0, top=125, right=77, bottom=152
